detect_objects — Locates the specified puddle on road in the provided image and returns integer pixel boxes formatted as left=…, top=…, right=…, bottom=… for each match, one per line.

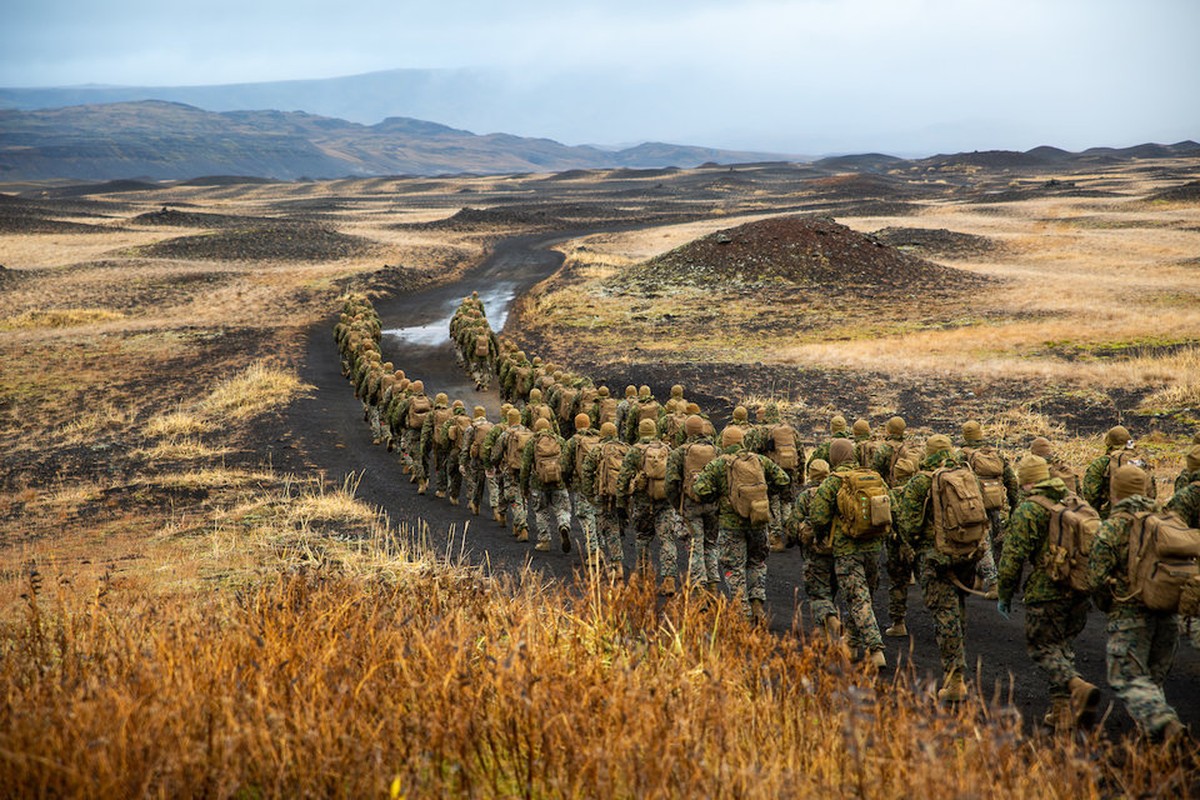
left=383, top=282, right=517, bottom=347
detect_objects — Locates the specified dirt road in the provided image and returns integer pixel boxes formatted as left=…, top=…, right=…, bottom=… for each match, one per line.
left=286, top=231, right=1199, bottom=737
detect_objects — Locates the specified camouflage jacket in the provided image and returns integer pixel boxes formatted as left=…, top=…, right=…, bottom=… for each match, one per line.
left=807, top=431, right=851, bottom=469
left=1087, top=494, right=1159, bottom=616
left=457, top=416, right=492, bottom=470
left=870, top=437, right=910, bottom=487
left=419, top=403, right=453, bottom=458
left=958, top=443, right=1019, bottom=511
left=895, top=450, right=971, bottom=565
left=481, top=422, right=510, bottom=469
left=581, top=435, right=627, bottom=507
left=520, top=430, right=568, bottom=494
left=808, top=465, right=885, bottom=557
left=665, top=435, right=719, bottom=509
left=1166, top=474, right=1200, bottom=527
left=793, top=482, right=823, bottom=549
left=562, top=427, right=601, bottom=493
left=690, top=447, right=791, bottom=532
left=1082, top=451, right=1117, bottom=518
left=1175, top=468, right=1199, bottom=497
left=615, top=436, right=672, bottom=508
left=996, top=478, right=1075, bottom=606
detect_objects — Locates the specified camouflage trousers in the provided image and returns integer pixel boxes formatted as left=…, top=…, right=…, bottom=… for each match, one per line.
left=917, top=551, right=977, bottom=679
left=629, top=496, right=678, bottom=579
left=430, top=446, right=453, bottom=495
left=1105, top=607, right=1181, bottom=737
left=368, top=405, right=384, bottom=442
left=469, top=358, right=492, bottom=391
left=443, top=448, right=463, bottom=501
left=530, top=486, right=572, bottom=544
left=1024, top=594, right=1090, bottom=698
left=463, top=459, right=485, bottom=510
left=804, top=547, right=838, bottom=625
left=886, top=534, right=916, bottom=625
left=593, top=499, right=626, bottom=571
left=400, top=428, right=424, bottom=479
left=974, top=510, right=1003, bottom=588
left=720, top=525, right=769, bottom=618
left=680, top=498, right=720, bottom=587
left=835, top=552, right=883, bottom=655
left=572, top=494, right=600, bottom=564
left=500, top=471, right=528, bottom=534
left=767, top=493, right=785, bottom=549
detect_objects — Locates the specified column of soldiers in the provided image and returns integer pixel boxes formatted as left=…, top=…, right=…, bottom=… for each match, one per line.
left=338, top=292, right=1200, bottom=744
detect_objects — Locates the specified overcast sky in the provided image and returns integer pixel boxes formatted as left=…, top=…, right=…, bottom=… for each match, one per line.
left=3, top=0, right=1197, bottom=155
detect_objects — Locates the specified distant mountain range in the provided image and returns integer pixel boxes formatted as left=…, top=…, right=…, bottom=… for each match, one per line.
left=0, top=100, right=790, bottom=181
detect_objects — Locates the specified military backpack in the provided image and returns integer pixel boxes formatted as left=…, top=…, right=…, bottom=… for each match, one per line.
left=967, top=446, right=1007, bottom=511
left=557, top=388, right=579, bottom=423
left=596, top=440, right=630, bottom=499
left=886, top=440, right=914, bottom=486
left=573, top=432, right=601, bottom=485
left=504, top=428, right=533, bottom=471
left=1106, top=448, right=1158, bottom=507
left=533, top=433, right=564, bottom=485
left=637, top=400, right=661, bottom=423
left=927, top=464, right=989, bottom=560
left=474, top=333, right=490, bottom=358
left=637, top=441, right=671, bottom=501
left=682, top=441, right=718, bottom=503
left=596, top=398, right=619, bottom=427
left=468, top=420, right=494, bottom=459
left=767, top=424, right=800, bottom=471
left=406, top=395, right=432, bottom=430
left=1118, top=509, right=1200, bottom=613
left=728, top=452, right=770, bottom=525
left=1029, top=493, right=1101, bottom=592
left=432, top=406, right=454, bottom=446
left=836, top=468, right=892, bottom=540
left=447, top=414, right=473, bottom=447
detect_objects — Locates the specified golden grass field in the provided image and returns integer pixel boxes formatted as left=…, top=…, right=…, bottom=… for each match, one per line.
left=1, top=160, right=1198, bottom=795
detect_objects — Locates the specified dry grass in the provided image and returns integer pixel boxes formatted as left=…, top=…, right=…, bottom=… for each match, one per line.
left=0, top=307, right=127, bottom=329
left=199, top=360, right=313, bottom=422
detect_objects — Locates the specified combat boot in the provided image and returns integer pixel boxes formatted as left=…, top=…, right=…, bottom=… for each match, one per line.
left=417, top=480, right=428, bottom=495
left=937, top=673, right=968, bottom=704
left=559, top=524, right=572, bottom=553
left=750, top=599, right=767, bottom=626
left=515, top=528, right=529, bottom=543
left=869, top=649, right=887, bottom=669
left=768, top=533, right=786, bottom=553
left=1042, top=697, right=1073, bottom=732
left=885, top=620, right=908, bottom=638
left=659, top=576, right=677, bottom=597
left=435, top=489, right=445, bottom=499
left=534, top=540, right=551, bottom=552
left=1068, top=677, right=1101, bottom=728
left=824, top=615, right=843, bottom=640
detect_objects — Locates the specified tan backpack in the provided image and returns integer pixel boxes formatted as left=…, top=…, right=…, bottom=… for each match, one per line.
left=597, top=398, right=619, bottom=427
left=683, top=442, right=718, bottom=502
left=432, top=406, right=454, bottom=445
left=557, top=388, right=579, bottom=422
left=505, top=428, right=533, bottom=471
left=639, top=441, right=671, bottom=500
left=1030, top=493, right=1100, bottom=592
left=1121, top=510, right=1200, bottom=612
left=468, top=420, right=494, bottom=459
left=857, top=440, right=881, bottom=470
left=474, top=333, right=490, bottom=358
left=637, top=400, right=661, bottom=423
left=967, top=446, right=1007, bottom=511
left=836, top=468, right=892, bottom=540
left=768, top=424, right=800, bottom=470
left=728, top=452, right=770, bottom=525
left=887, top=441, right=913, bottom=486
left=664, top=412, right=689, bottom=443
left=927, top=464, right=989, bottom=560
left=533, top=433, right=564, bottom=485
left=574, top=432, right=601, bottom=483
left=406, top=395, right=432, bottom=430
left=597, top=441, right=630, bottom=498
left=1049, top=461, right=1080, bottom=494
left=514, top=366, right=534, bottom=398
left=1107, top=449, right=1157, bottom=506
left=447, top=414, right=473, bottom=447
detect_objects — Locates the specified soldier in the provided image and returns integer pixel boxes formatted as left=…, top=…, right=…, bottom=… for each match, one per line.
left=520, top=417, right=573, bottom=553
left=746, top=402, right=803, bottom=553
left=808, top=414, right=851, bottom=469
left=582, top=421, right=630, bottom=578
left=1082, top=425, right=1157, bottom=519
left=896, top=434, right=981, bottom=703
left=1029, top=436, right=1081, bottom=496
left=808, top=439, right=888, bottom=667
left=419, top=393, right=455, bottom=498
left=996, top=455, right=1101, bottom=731
left=1087, top=465, right=1187, bottom=744
left=396, top=379, right=431, bottom=488
left=1174, top=439, right=1200, bottom=495
left=852, top=418, right=880, bottom=469
left=491, top=408, right=532, bottom=541
left=384, top=376, right=412, bottom=453
left=617, top=418, right=678, bottom=595
left=871, top=416, right=914, bottom=488
left=691, top=426, right=791, bottom=624
left=465, top=318, right=499, bottom=391
left=623, top=385, right=661, bottom=445
left=614, top=385, right=640, bottom=444
left=564, top=413, right=604, bottom=569
left=439, top=400, right=473, bottom=506
left=480, top=406, right=514, bottom=526
left=459, top=406, right=493, bottom=516
left=522, top=387, right=558, bottom=434
left=796, top=458, right=839, bottom=636
left=958, top=419, right=1017, bottom=600
left=375, top=369, right=405, bottom=450
left=883, top=455, right=919, bottom=638
left=1167, top=445, right=1200, bottom=527
left=666, top=415, right=722, bottom=593
left=590, top=385, right=619, bottom=431
left=718, top=405, right=753, bottom=450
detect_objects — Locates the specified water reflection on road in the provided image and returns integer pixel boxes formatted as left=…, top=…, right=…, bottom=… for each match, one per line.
left=382, top=281, right=517, bottom=347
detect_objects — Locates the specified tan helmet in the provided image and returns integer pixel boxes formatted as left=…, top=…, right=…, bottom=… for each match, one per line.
left=721, top=426, right=746, bottom=448
left=575, top=413, right=592, bottom=430
left=1017, top=454, right=1050, bottom=486
left=383, top=362, right=394, bottom=372
left=1112, top=464, right=1149, bottom=500
left=598, top=386, right=611, bottom=398
left=435, top=392, right=449, bottom=405
left=925, top=434, right=951, bottom=457
left=638, top=385, right=652, bottom=400
left=600, top=422, right=618, bottom=438
left=532, top=356, right=542, bottom=367
left=638, top=418, right=657, bottom=439
left=410, top=380, right=425, bottom=394
left=1105, top=425, right=1131, bottom=449
left=893, top=456, right=918, bottom=484
left=671, top=384, right=684, bottom=399
left=473, top=406, right=487, bottom=418
left=830, top=415, right=847, bottom=434
left=685, top=415, right=705, bottom=437
left=397, top=378, right=411, bottom=393
left=529, top=388, right=542, bottom=402
left=886, top=416, right=907, bottom=437
left=685, top=402, right=701, bottom=415
left=1030, top=436, right=1053, bottom=459
left=852, top=418, right=870, bottom=438
left=533, top=417, right=551, bottom=432
left=625, top=385, right=638, bottom=398
left=451, top=399, right=465, bottom=410
left=732, top=406, right=748, bottom=423
left=506, top=408, right=522, bottom=425
left=829, top=438, right=855, bottom=467
left=961, top=420, right=984, bottom=443
left=808, top=458, right=830, bottom=482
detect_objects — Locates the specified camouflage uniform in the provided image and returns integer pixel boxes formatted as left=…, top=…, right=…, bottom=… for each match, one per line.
left=808, top=431, right=851, bottom=471
left=1166, top=470, right=1200, bottom=527
left=617, top=432, right=678, bottom=588
left=1087, top=494, right=1183, bottom=739
left=581, top=431, right=629, bottom=576
left=396, top=388, right=431, bottom=483
left=896, top=448, right=980, bottom=687
left=614, top=387, right=639, bottom=443
left=795, top=476, right=838, bottom=625
left=1082, top=434, right=1157, bottom=520
left=520, top=427, right=573, bottom=551
left=745, top=410, right=803, bottom=552
left=438, top=404, right=470, bottom=504
left=458, top=411, right=494, bottom=515
left=489, top=416, right=531, bottom=539
left=997, top=478, right=1092, bottom=704
left=870, top=435, right=913, bottom=488
left=809, top=464, right=886, bottom=658
left=884, top=478, right=917, bottom=633
left=564, top=423, right=603, bottom=567
left=666, top=431, right=722, bottom=588
left=419, top=397, right=455, bottom=497
left=481, top=417, right=511, bottom=525
left=691, top=445, right=791, bottom=619
left=958, top=435, right=1018, bottom=594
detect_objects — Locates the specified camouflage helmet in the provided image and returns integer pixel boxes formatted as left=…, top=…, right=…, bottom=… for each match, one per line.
left=529, top=388, right=542, bottom=402
left=721, top=425, right=745, bottom=448
left=852, top=419, right=871, bottom=438
left=383, top=362, right=394, bottom=372
left=1017, top=454, right=1050, bottom=486
left=410, top=380, right=425, bottom=394
left=685, top=415, right=705, bottom=437
left=732, top=406, right=749, bottom=423
left=625, top=385, right=638, bottom=398
left=597, top=386, right=611, bottom=398
left=808, top=458, right=830, bottom=482
left=1105, top=425, right=1131, bottom=449
left=394, top=369, right=406, bottom=381
left=830, top=415, right=847, bottom=434
left=435, top=392, right=449, bottom=405
left=533, top=417, right=551, bottom=432
left=638, top=385, right=652, bottom=400
left=885, top=416, right=906, bottom=437
left=506, top=408, right=522, bottom=425
left=473, top=406, right=487, bottom=418
left=961, top=420, right=984, bottom=443
left=451, top=399, right=465, bottom=411
left=515, top=351, right=526, bottom=361
left=925, top=434, right=951, bottom=457
left=670, top=384, right=684, bottom=399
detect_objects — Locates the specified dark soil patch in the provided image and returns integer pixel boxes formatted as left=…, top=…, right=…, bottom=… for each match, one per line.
left=968, top=179, right=1124, bottom=203
left=828, top=201, right=923, bottom=217
left=1146, top=179, right=1200, bottom=203
left=136, top=221, right=374, bottom=262
left=400, top=206, right=564, bottom=231
left=0, top=194, right=119, bottom=233
left=621, top=215, right=991, bottom=296
left=130, top=207, right=280, bottom=229
left=872, top=226, right=1004, bottom=258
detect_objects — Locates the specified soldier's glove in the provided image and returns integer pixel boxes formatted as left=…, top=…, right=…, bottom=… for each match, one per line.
left=996, top=599, right=1011, bottom=620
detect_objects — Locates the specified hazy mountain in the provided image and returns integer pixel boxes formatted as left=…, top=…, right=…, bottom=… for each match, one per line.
left=0, top=101, right=788, bottom=181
